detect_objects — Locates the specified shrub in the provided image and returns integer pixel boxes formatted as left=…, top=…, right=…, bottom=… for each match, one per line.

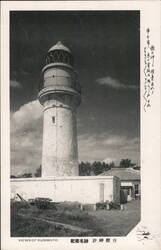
left=34, top=197, right=52, bottom=209
left=28, top=199, right=36, bottom=206
left=96, top=201, right=109, bottom=210
left=96, top=201, right=121, bottom=210
left=109, top=202, right=121, bottom=210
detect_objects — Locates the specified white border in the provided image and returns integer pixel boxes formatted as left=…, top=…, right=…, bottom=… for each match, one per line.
left=1, top=1, right=161, bottom=250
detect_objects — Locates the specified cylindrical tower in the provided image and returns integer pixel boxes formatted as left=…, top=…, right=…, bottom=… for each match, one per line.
left=38, top=41, right=81, bottom=177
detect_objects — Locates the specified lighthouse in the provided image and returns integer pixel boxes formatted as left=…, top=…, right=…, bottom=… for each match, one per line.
left=38, top=41, right=81, bottom=177
left=11, top=42, right=120, bottom=206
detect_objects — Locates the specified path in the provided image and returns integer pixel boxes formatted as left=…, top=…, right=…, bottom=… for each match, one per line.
left=18, top=213, right=92, bottom=233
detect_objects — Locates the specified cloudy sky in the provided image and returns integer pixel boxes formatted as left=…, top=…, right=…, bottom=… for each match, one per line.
left=10, top=11, right=140, bottom=175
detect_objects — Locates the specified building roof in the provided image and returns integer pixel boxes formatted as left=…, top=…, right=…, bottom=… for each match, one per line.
left=48, top=41, right=71, bottom=53
left=100, top=168, right=140, bottom=181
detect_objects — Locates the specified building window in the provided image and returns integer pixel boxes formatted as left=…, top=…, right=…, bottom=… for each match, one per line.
left=135, top=184, right=139, bottom=194
left=52, top=116, right=55, bottom=123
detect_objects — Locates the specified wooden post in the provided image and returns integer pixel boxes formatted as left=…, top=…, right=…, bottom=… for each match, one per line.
left=106, top=203, right=110, bottom=210
left=93, top=204, right=96, bottom=211
left=120, top=204, right=124, bottom=210
left=80, top=204, right=83, bottom=211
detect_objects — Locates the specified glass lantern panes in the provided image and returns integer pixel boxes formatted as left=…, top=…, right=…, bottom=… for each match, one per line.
left=46, top=50, right=73, bottom=66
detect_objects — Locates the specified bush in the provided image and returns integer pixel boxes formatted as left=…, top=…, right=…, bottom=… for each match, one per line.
left=96, top=201, right=109, bottom=210
left=96, top=201, right=121, bottom=210
left=28, top=199, right=36, bottom=206
left=109, top=202, right=121, bottom=210
left=34, top=197, right=52, bottom=209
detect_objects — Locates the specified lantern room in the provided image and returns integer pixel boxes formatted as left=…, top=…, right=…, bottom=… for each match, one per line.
left=45, top=41, right=74, bottom=67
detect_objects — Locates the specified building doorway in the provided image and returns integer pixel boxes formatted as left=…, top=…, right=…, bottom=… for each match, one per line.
left=121, top=186, right=133, bottom=201
left=99, top=183, right=104, bottom=202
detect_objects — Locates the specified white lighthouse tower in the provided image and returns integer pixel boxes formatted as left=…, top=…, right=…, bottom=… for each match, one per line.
left=11, top=42, right=120, bottom=205
left=38, top=41, right=81, bottom=177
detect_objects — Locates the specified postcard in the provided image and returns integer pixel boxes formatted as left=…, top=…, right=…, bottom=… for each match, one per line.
left=1, top=1, right=161, bottom=250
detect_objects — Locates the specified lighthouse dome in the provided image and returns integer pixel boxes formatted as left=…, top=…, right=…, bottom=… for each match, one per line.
left=48, top=41, right=71, bottom=54
left=45, top=41, right=73, bottom=67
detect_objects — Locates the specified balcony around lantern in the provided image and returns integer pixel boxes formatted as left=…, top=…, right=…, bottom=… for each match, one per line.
left=38, top=76, right=81, bottom=107
left=38, top=75, right=81, bottom=94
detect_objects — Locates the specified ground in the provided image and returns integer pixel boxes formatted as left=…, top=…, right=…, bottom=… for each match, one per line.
left=11, top=200, right=140, bottom=237
left=88, top=200, right=140, bottom=236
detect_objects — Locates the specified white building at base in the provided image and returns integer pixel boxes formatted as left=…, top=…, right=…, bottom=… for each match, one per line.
left=100, top=168, right=140, bottom=201
left=11, top=176, right=120, bottom=204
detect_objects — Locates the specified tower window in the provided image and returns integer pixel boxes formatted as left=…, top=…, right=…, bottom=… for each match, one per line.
left=52, top=116, right=55, bottom=123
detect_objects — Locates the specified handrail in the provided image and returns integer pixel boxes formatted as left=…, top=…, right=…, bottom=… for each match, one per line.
left=38, top=76, right=81, bottom=93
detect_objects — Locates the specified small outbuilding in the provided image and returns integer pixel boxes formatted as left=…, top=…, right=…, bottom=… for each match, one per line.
left=100, top=168, right=140, bottom=201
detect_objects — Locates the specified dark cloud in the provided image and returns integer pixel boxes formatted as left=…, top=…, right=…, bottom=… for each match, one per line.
left=10, top=11, right=140, bottom=174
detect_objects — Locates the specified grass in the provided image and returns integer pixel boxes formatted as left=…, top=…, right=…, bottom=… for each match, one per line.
left=88, top=200, right=141, bottom=236
left=11, top=200, right=140, bottom=237
left=11, top=215, right=85, bottom=237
